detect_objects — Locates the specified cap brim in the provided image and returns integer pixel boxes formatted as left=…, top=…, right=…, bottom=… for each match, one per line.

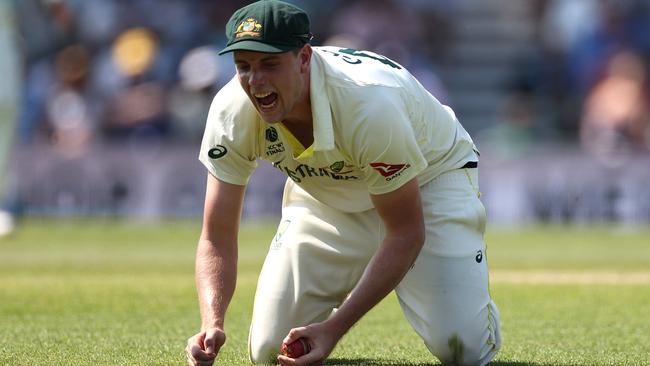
left=218, top=40, right=296, bottom=55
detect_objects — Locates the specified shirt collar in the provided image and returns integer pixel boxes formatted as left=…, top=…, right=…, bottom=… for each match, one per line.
left=310, top=51, right=335, bottom=151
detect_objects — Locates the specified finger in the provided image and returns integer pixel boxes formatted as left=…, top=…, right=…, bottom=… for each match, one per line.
left=187, top=332, right=217, bottom=360
left=278, top=355, right=319, bottom=366
left=186, top=332, right=205, bottom=352
left=185, top=346, right=215, bottom=366
left=277, top=355, right=292, bottom=366
left=278, top=349, right=322, bottom=366
left=204, top=329, right=226, bottom=355
left=196, top=331, right=206, bottom=346
left=196, top=359, right=217, bottom=366
left=190, top=344, right=217, bottom=361
left=185, top=338, right=199, bottom=365
left=282, top=327, right=307, bottom=345
left=203, top=334, right=216, bottom=355
left=186, top=349, right=195, bottom=366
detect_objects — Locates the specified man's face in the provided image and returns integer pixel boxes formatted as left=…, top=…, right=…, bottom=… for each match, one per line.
left=233, top=47, right=310, bottom=123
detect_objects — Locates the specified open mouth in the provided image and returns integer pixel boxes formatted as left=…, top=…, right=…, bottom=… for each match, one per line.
left=254, top=91, right=278, bottom=110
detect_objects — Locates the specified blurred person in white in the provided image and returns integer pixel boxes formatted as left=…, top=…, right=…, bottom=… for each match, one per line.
left=45, top=44, right=96, bottom=157
left=580, top=50, right=650, bottom=165
left=168, top=46, right=222, bottom=141
left=0, top=0, right=21, bottom=237
left=540, top=0, right=600, bottom=58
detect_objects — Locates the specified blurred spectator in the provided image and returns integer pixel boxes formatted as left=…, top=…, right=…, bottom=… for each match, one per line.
left=9, top=0, right=455, bottom=148
left=565, top=1, right=649, bottom=93
left=102, top=27, right=169, bottom=141
left=540, top=0, right=600, bottom=57
left=15, top=0, right=75, bottom=62
left=580, top=51, right=650, bottom=164
left=5, top=0, right=650, bottom=222
left=8, top=0, right=650, bottom=153
left=14, top=0, right=76, bottom=143
left=326, top=0, right=451, bottom=99
left=328, top=0, right=448, bottom=66
left=509, top=0, right=650, bottom=141
left=74, top=0, right=119, bottom=46
left=46, top=44, right=94, bottom=157
left=169, top=46, right=222, bottom=141
left=13, top=0, right=239, bottom=147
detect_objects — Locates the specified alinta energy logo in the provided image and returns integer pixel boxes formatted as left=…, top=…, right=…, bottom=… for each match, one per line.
left=273, top=161, right=359, bottom=183
left=369, top=162, right=411, bottom=181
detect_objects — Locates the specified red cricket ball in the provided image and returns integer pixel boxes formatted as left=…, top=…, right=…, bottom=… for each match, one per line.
left=280, top=337, right=311, bottom=358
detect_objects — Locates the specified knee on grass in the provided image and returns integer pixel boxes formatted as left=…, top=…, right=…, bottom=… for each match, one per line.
left=425, top=332, right=500, bottom=366
left=248, top=331, right=283, bottom=365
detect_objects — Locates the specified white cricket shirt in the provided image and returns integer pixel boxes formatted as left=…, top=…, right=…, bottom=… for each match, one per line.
left=199, top=46, right=478, bottom=212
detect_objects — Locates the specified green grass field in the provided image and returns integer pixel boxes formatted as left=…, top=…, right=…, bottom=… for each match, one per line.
left=1, top=219, right=649, bottom=365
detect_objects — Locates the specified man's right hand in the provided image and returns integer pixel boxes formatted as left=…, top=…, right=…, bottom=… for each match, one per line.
left=185, top=328, right=226, bottom=366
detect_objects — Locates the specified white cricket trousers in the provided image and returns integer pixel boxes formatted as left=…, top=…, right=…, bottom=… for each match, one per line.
left=248, top=168, right=501, bottom=365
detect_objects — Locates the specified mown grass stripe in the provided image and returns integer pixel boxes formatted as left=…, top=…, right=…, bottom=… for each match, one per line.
left=492, top=270, right=650, bottom=284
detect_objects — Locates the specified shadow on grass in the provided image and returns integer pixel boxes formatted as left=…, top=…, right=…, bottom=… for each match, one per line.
left=325, top=359, right=436, bottom=366
left=491, top=363, right=562, bottom=366
left=325, top=359, right=561, bottom=366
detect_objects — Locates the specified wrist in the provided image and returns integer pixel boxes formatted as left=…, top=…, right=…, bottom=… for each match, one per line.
left=324, top=310, right=355, bottom=339
left=201, top=318, right=225, bottom=331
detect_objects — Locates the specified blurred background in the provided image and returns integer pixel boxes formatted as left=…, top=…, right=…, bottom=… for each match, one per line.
left=1, top=0, right=650, bottom=234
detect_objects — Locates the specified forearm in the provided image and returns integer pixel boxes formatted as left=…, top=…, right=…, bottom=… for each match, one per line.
left=327, top=233, right=423, bottom=337
left=195, top=238, right=238, bottom=330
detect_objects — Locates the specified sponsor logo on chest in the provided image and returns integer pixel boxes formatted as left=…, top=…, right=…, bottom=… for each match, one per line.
left=273, top=160, right=360, bottom=184
left=265, top=127, right=359, bottom=183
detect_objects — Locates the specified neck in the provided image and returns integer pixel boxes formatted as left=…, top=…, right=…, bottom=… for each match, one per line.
left=283, top=76, right=313, bottom=147
left=282, top=113, right=313, bottom=148
left=284, top=74, right=311, bottom=125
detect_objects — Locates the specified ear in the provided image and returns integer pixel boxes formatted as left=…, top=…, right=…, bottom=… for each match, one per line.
left=299, top=45, right=312, bottom=73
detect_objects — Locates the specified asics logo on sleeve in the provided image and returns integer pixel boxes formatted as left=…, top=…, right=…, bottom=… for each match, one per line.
left=208, top=145, right=228, bottom=159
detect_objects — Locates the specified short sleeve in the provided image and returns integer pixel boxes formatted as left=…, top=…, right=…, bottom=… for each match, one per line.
left=353, top=91, right=427, bottom=195
left=198, top=78, right=259, bottom=185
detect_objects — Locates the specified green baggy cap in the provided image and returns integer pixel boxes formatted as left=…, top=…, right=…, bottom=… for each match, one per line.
left=219, top=0, right=312, bottom=55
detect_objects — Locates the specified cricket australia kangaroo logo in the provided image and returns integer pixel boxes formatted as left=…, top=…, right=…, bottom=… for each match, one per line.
left=235, top=18, right=262, bottom=38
